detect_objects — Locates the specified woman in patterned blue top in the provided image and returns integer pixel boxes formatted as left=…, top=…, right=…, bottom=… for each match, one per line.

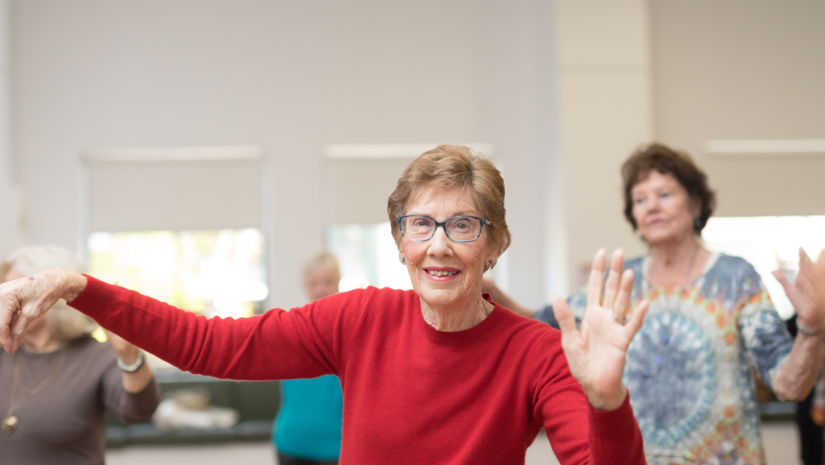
left=486, top=143, right=825, bottom=465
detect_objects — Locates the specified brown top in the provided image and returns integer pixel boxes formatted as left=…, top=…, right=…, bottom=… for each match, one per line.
left=0, top=335, right=160, bottom=464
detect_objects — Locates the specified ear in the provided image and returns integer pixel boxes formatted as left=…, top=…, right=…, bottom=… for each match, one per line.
left=485, top=246, right=499, bottom=269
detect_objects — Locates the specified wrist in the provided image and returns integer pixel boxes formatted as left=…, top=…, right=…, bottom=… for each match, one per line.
left=116, top=347, right=140, bottom=365
left=117, top=350, right=145, bottom=373
left=58, top=270, right=87, bottom=303
left=584, top=385, right=627, bottom=411
left=797, top=318, right=825, bottom=337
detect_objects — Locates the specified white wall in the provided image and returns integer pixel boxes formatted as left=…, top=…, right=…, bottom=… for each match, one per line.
left=0, top=0, right=19, bottom=260
left=11, top=0, right=562, bottom=309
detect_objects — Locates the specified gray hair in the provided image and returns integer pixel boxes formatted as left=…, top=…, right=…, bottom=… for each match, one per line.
left=0, top=245, right=97, bottom=342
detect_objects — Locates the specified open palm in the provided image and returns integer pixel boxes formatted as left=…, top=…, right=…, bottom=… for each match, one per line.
left=553, top=249, right=648, bottom=410
left=774, top=248, right=825, bottom=332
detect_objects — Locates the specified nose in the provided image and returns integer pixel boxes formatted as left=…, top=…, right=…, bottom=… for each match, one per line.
left=644, top=196, right=661, bottom=212
left=427, top=226, right=453, bottom=257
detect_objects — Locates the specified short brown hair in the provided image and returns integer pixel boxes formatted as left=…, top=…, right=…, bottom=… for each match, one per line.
left=622, top=143, right=716, bottom=234
left=387, top=145, right=511, bottom=256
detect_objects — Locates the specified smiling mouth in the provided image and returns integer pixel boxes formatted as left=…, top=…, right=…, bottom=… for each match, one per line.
left=426, top=270, right=459, bottom=277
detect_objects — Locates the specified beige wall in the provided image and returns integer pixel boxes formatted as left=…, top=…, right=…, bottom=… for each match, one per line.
left=554, top=0, right=652, bottom=293
left=10, top=0, right=562, bottom=308
left=651, top=0, right=825, bottom=217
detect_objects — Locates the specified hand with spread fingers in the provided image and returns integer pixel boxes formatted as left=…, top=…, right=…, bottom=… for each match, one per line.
left=552, top=248, right=649, bottom=411
left=773, top=248, right=825, bottom=335
left=0, top=269, right=87, bottom=353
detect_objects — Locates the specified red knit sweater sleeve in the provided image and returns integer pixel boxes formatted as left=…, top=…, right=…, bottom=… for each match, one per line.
left=69, top=275, right=360, bottom=380
left=532, top=332, right=646, bottom=465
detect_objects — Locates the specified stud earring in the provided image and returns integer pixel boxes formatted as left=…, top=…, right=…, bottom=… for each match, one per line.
left=487, top=260, right=494, bottom=267
left=694, top=217, right=702, bottom=230
left=400, top=254, right=406, bottom=264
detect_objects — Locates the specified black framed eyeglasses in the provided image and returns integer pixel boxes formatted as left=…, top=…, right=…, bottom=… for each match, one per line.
left=396, top=215, right=488, bottom=243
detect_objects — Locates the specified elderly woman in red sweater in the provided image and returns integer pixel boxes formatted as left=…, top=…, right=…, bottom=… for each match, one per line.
left=0, top=145, right=647, bottom=464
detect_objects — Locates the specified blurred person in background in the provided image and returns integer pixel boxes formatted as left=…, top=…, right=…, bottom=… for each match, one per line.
left=0, top=145, right=648, bottom=464
left=273, top=251, right=343, bottom=465
left=485, top=143, right=825, bottom=465
left=0, top=245, right=159, bottom=465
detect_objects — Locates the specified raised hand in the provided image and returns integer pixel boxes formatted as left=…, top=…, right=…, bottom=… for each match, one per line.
left=553, top=249, right=648, bottom=410
left=0, top=269, right=87, bottom=352
left=105, top=330, right=141, bottom=366
left=774, top=248, right=825, bottom=334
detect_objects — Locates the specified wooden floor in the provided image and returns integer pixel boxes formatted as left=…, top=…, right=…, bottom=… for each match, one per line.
left=106, top=421, right=801, bottom=465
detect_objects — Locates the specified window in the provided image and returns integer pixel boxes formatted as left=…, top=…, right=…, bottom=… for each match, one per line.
left=88, top=229, right=268, bottom=318
left=703, top=216, right=825, bottom=319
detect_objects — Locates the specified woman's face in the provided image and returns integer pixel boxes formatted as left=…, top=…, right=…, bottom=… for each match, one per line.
left=631, top=170, right=699, bottom=246
left=399, top=185, right=498, bottom=312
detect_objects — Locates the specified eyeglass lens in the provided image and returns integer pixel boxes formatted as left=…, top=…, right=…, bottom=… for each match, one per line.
left=401, top=216, right=482, bottom=241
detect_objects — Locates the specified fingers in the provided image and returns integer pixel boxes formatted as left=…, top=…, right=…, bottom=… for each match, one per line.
left=772, top=270, right=794, bottom=295
left=613, top=269, right=635, bottom=322
left=0, top=294, right=14, bottom=353
left=800, top=247, right=813, bottom=272
left=552, top=294, right=579, bottom=337
left=10, top=303, right=40, bottom=349
left=586, top=249, right=607, bottom=308
left=623, top=300, right=649, bottom=339
left=602, top=249, right=624, bottom=310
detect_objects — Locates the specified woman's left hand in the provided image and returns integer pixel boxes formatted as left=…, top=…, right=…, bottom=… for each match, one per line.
left=774, top=248, right=825, bottom=334
left=553, top=249, right=648, bottom=410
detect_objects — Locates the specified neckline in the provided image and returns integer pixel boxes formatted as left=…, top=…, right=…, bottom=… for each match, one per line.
left=641, top=251, right=720, bottom=289
left=417, top=293, right=505, bottom=345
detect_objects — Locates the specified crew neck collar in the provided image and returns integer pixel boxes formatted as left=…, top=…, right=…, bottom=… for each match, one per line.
left=416, top=293, right=505, bottom=345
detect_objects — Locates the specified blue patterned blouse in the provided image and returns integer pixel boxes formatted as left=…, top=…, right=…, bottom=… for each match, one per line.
left=534, top=253, right=794, bottom=465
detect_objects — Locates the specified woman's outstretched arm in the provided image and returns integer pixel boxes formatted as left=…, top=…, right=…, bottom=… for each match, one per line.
left=0, top=271, right=348, bottom=381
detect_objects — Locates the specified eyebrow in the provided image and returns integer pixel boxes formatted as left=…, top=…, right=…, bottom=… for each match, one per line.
left=404, top=211, right=478, bottom=218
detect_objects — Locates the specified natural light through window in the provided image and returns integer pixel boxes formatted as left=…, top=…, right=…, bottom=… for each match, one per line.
left=702, top=216, right=825, bottom=319
left=87, top=229, right=268, bottom=319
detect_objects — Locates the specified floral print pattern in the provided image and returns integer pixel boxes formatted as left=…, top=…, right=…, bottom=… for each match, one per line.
left=535, top=254, right=793, bottom=464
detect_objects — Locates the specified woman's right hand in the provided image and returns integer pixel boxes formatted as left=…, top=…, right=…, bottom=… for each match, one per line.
left=0, top=269, right=87, bottom=352
left=553, top=249, right=648, bottom=411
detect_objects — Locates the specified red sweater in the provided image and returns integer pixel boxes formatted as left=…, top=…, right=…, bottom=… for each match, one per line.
left=70, top=276, right=644, bottom=464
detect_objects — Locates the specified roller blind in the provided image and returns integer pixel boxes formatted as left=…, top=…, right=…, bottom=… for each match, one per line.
left=84, top=147, right=263, bottom=232
left=324, top=157, right=415, bottom=225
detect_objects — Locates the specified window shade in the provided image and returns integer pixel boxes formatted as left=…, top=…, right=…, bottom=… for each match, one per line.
left=85, top=148, right=262, bottom=232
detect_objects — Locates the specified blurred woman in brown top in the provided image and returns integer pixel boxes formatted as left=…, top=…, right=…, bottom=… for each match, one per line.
left=0, top=245, right=160, bottom=464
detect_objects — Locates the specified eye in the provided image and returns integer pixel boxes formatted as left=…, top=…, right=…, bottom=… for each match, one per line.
left=660, top=192, right=670, bottom=198
left=635, top=197, right=645, bottom=205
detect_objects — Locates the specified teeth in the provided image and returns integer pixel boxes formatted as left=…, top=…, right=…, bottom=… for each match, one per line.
left=427, top=270, right=457, bottom=277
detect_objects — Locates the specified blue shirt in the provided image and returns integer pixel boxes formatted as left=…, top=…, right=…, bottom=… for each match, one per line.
left=273, top=375, right=343, bottom=460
